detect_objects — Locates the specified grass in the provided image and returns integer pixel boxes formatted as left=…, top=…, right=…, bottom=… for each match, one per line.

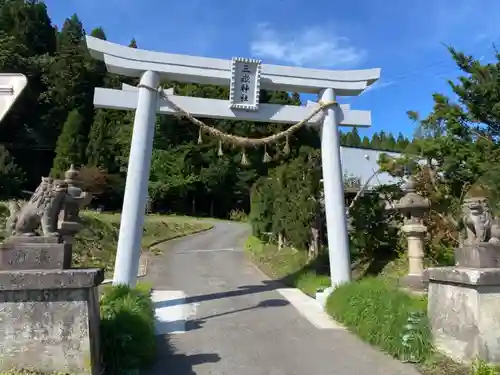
left=0, top=202, right=213, bottom=276
left=245, top=236, right=330, bottom=296
left=73, top=211, right=212, bottom=275
left=100, top=283, right=157, bottom=375
left=0, top=202, right=212, bottom=374
left=326, top=277, right=432, bottom=361
left=245, top=235, right=500, bottom=375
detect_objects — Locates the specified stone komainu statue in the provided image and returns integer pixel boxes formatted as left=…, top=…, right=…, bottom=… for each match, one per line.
left=6, top=177, right=67, bottom=237
left=461, top=197, right=500, bottom=245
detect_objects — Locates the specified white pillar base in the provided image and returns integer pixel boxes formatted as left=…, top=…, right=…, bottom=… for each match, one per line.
left=315, top=286, right=334, bottom=308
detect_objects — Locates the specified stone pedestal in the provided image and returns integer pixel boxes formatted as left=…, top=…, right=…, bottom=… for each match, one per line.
left=0, top=236, right=72, bottom=270
left=0, top=268, right=104, bottom=374
left=427, top=267, right=500, bottom=364
left=455, top=243, right=500, bottom=268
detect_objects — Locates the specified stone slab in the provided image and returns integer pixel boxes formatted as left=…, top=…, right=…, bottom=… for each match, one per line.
left=3, top=235, right=62, bottom=244
left=455, top=243, right=500, bottom=268
left=0, top=268, right=104, bottom=291
left=0, top=271, right=102, bottom=375
left=428, top=266, right=500, bottom=364
left=427, top=266, right=500, bottom=286
left=0, top=241, right=72, bottom=270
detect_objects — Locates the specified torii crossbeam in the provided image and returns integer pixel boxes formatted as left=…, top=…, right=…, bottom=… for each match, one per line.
left=85, top=36, right=381, bottom=291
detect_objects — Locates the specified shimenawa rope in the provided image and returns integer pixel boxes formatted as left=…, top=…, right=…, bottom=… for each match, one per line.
left=156, top=87, right=337, bottom=148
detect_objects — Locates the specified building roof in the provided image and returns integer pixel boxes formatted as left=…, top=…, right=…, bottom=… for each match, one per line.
left=339, top=146, right=404, bottom=190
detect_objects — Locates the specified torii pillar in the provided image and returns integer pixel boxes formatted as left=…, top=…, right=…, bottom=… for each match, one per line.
left=85, top=36, right=380, bottom=288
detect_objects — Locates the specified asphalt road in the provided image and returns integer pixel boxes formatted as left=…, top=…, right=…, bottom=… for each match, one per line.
left=144, top=221, right=421, bottom=375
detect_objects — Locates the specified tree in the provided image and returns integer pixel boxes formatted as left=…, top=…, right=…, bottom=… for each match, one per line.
left=42, top=14, right=96, bottom=143
left=86, top=109, right=114, bottom=169
left=378, top=46, right=500, bottom=264
left=344, top=127, right=361, bottom=147
left=0, top=145, right=25, bottom=199
left=385, top=133, right=397, bottom=150
left=396, top=132, right=409, bottom=151
left=370, top=132, right=381, bottom=148
left=51, top=109, right=86, bottom=177
left=129, top=38, right=138, bottom=48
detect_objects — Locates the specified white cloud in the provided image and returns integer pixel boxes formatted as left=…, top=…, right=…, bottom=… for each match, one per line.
left=250, top=23, right=366, bottom=68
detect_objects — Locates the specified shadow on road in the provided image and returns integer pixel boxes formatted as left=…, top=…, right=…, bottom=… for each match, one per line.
left=146, top=298, right=289, bottom=374
left=185, top=298, right=289, bottom=329
left=153, top=280, right=284, bottom=309
left=154, top=298, right=290, bottom=334
left=144, top=334, right=221, bottom=375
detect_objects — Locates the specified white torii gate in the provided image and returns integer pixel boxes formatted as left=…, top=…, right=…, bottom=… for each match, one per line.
left=85, top=36, right=381, bottom=289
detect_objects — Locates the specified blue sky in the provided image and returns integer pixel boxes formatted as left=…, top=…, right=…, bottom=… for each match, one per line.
left=44, top=0, right=500, bottom=139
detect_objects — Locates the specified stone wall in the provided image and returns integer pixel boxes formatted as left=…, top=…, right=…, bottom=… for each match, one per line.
left=0, top=269, right=103, bottom=374
left=428, top=267, right=500, bottom=364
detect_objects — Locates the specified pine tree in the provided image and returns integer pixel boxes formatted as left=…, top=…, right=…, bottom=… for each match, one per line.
left=396, top=132, right=408, bottom=150
left=351, top=127, right=361, bottom=146
left=90, top=27, right=106, bottom=40
left=371, top=132, right=381, bottom=149
left=86, top=109, right=109, bottom=167
left=361, top=136, right=371, bottom=148
left=51, top=109, right=85, bottom=177
left=386, top=133, right=397, bottom=151
left=0, top=145, right=25, bottom=199
left=129, top=38, right=138, bottom=48
left=43, top=14, right=91, bottom=132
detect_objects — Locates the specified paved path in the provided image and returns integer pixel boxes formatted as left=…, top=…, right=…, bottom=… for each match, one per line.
left=144, top=221, right=421, bottom=375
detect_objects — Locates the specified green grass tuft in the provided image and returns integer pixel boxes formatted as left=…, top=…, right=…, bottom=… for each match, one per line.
left=245, top=236, right=330, bottom=296
left=99, top=283, right=156, bottom=375
left=326, top=277, right=432, bottom=362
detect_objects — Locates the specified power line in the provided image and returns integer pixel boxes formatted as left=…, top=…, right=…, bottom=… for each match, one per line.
left=367, top=35, right=500, bottom=91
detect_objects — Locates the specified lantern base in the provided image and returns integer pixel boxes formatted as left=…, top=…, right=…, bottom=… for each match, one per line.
left=399, top=273, right=428, bottom=292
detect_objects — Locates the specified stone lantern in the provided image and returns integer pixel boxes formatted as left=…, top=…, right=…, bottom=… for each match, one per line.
left=57, top=164, right=93, bottom=244
left=395, top=177, right=430, bottom=290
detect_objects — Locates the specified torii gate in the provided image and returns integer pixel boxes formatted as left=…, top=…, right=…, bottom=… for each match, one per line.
left=85, top=36, right=381, bottom=289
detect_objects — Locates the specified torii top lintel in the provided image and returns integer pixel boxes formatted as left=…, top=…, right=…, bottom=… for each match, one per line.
left=85, top=36, right=380, bottom=96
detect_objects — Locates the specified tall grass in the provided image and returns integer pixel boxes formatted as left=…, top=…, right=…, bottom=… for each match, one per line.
left=326, top=277, right=432, bottom=362
left=100, top=283, right=157, bottom=375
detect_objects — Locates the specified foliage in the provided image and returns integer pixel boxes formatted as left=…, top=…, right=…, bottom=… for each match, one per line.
left=0, top=145, right=25, bottom=199
left=99, top=283, right=156, bottom=375
left=0, top=0, right=409, bottom=218
left=348, top=184, right=404, bottom=263
left=326, top=278, right=432, bottom=362
left=229, top=208, right=248, bottom=222
left=77, top=165, right=109, bottom=195
left=249, top=146, right=322, bottom=250
left=245, top=236, right=330, bottom=296
left=0, top=202, right=212, bottom=275
left=0, top=371, right=70, bottom=375
left=470, top=361, right=500, bottom=375
left=51, top=109, right=86, bottom=177
left=72, top=212, right=212, bottom=275
left=376, top=47, right=500, bottom=266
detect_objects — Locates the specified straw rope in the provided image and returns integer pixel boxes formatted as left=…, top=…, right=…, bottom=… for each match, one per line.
left=157, top=87, right=336, bottom=147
